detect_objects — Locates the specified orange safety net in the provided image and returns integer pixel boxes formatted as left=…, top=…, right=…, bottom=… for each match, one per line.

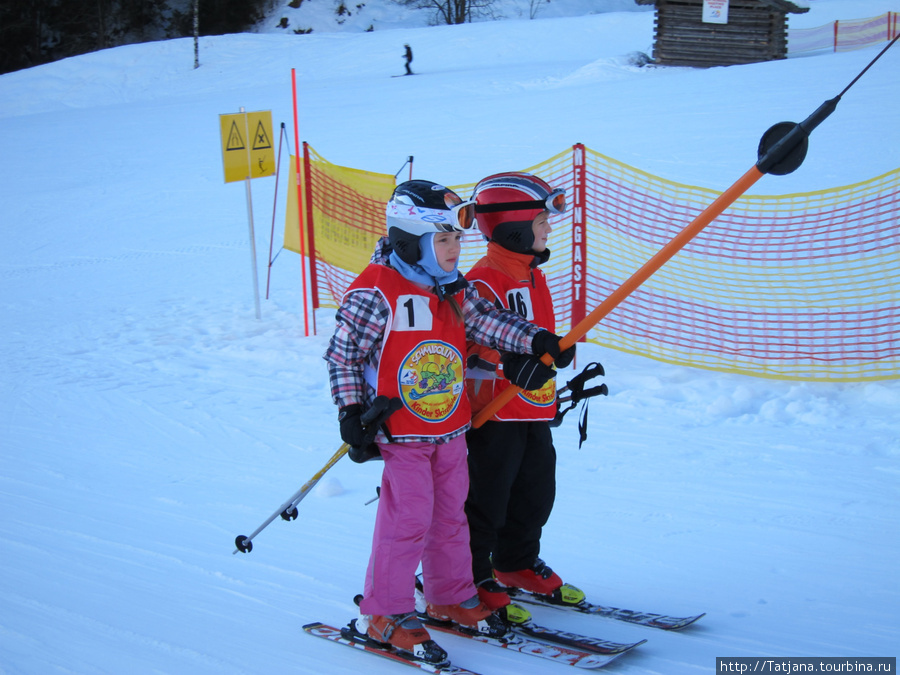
left=288, top=144, right=900, bottom=382
left=581, top=148, right=900, bottom=381
left=284, top=146, right=395, bottom=308
left=788, top=12, right=898, bottom=54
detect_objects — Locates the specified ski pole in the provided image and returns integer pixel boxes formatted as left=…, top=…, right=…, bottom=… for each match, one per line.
left=473, top=40, right=898, bottom=429
left=550, top=362, right=608, bottom=429
left=233, top=395, right=400, bottom=553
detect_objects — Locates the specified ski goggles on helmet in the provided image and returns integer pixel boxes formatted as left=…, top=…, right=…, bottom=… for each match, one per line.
left=386, top=197, right=476, bottom=233
left=446, top=195, right=477, bottom=230
left=474, top=188, right=567, bottom=216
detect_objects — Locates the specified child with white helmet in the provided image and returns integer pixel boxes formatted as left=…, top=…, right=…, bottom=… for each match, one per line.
left=324, top=179, right=572, bottom=665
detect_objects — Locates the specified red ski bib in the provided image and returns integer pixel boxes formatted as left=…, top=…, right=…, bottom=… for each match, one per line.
left=466, top=265, right=557, bottom=422
left=346, top=265, right=471, bottom=439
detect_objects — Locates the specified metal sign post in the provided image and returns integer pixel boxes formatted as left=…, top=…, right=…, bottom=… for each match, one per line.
left=219, top=108, right=275, bottom=319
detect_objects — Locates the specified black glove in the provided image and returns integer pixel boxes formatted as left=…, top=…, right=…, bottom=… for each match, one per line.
left=338, top=404, right=366, bottom=447
left=500, top=353, right=556, bottom=391
left=531, top=330, right=576, bottom=369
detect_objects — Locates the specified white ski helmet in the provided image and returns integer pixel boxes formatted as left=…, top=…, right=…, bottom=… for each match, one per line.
left=386, top=180, right=475, bottom=264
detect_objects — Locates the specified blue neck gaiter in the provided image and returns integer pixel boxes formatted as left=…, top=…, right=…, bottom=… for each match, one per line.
left=389, top=233, right=459, bottom=288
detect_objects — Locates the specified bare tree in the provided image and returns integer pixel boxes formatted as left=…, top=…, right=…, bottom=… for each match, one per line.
left=528, top=0, right=547, bottom=20
left=193, top=0, right=199, bottom=68
left=393, top=0, right=497, bottom=26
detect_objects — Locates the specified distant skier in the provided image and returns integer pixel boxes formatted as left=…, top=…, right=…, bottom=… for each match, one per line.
left=403, top=43, right=414, bottom=75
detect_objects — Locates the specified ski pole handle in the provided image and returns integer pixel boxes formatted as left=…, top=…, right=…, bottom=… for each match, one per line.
left=348, top=396, right=403, bottom=463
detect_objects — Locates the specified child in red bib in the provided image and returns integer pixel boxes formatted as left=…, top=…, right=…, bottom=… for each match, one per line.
left=464, top=172, right=584, bottom=618
left=324, top=180, right=572, bottom=665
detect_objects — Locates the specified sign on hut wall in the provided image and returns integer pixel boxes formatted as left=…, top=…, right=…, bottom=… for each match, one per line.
left=703, top=0, right=729, bottom=24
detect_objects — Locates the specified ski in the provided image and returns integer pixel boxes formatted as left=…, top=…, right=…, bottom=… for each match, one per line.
left=506, top=588, right=705, bottom=630
left=302, top=622, right=482, bottom=675
left=418, top=615, right=625, bottom=669
left=511, top=620, right=646, bottom=655
left=410, top=580, right=642, bottom=655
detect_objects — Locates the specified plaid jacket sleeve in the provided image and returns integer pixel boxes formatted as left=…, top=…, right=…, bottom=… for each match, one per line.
left=461, top=285, right=541, bottom=354
left=323, top=288, right=390, bottom=410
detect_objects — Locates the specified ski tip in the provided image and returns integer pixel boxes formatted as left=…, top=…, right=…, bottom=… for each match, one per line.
left=660, top=613, right=706, bottom=630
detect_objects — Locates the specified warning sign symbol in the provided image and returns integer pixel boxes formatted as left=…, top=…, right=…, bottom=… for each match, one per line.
left=252, top=121, right=272, bottom=151
left=226, top=121, right=245, bottom=151
left=219, top=110, right=275, bottom=183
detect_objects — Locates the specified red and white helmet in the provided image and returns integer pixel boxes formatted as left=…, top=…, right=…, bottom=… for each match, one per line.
left=473, top=172, right=567, bottom=253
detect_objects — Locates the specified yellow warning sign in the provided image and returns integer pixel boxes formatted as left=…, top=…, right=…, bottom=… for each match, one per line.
left=219, top=110, right=275, bottom=183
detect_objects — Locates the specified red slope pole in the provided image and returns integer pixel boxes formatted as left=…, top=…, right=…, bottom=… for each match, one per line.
left=302, top=142, right=318, bottom=335
left=291, top=68, right=311, bottom=337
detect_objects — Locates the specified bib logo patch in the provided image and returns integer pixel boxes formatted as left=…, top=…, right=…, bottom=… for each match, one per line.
left=399, top=340, right=464, bottom=422
left=519, top=378, right=557, bottom=407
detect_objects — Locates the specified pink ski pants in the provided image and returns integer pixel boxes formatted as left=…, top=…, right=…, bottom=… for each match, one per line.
left=358, top=435, right=476, bottom=616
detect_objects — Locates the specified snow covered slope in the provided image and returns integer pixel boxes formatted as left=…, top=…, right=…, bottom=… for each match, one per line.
left=1, top=1, right=898, bottom=673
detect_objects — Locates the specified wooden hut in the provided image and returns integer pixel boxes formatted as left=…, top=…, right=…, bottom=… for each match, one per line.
left=635, top=0, right=809, bottom=68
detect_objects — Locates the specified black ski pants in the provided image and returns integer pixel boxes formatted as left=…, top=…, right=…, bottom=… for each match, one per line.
left=464, top=419, right=557, bottom=583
